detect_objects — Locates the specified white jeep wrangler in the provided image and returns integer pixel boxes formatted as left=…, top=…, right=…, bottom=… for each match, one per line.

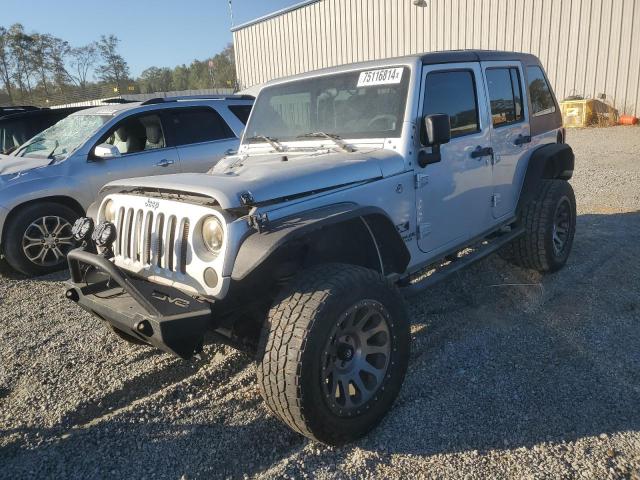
left=66, top=50, right=575, bottom=445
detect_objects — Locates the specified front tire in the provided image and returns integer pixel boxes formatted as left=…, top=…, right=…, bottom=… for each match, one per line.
left=503, top=179, right=576, bottom=273
left=256, top=263, right=410, bottom=445
left=3, top=203, right=79, bottom=276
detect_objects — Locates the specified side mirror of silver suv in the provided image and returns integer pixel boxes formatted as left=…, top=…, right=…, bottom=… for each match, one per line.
left=93, top=143, right=121, bottom=160
left=418, top=113, right=451, bottom=167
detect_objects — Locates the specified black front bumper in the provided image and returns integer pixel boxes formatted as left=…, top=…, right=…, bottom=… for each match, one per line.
left=66, top=248, right=212, bottom=358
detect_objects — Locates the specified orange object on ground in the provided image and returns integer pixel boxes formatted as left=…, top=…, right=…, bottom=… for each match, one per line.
left=619, top=115, right=638, bottom=125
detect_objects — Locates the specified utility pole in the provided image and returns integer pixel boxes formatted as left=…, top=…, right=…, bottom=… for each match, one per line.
left=228, top=0, right=234, bottom=27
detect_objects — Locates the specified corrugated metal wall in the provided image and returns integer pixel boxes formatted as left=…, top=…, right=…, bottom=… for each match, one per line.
left=233, top=0, right=640, bottom=115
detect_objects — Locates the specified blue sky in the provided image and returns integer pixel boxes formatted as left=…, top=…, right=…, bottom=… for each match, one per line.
left=1, top=0, right=300, bottom=77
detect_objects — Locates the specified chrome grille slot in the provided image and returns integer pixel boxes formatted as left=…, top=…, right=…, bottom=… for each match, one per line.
left=133, top=210, right=143, bottom=261
left=165, top=216, right=176, bottom=271
left=115, top=207, right=125, bottom=256
left=124, top=208, right=134, bottom=259
left=154, top=214, right=165, bottom=267
left=179, top=219, right=190, bottom=274
left=143, top=211, right=153, bottom=265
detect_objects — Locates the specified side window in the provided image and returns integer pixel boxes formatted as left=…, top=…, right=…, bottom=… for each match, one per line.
left=486, top=67, right=524, bottom=127
left=104, top=114, right=166, bottom=155
left=170, top=108, right=235, bottom=146
left=527, top=66, right=556, bottom=117
left=228, top=105, right=253, bottom=124
left=423, top=70, right=479, bottom=141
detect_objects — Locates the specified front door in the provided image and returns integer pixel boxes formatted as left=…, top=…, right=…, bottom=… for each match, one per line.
left=481, top=61, right=531, bottom=219
left=416, top=63, right=494, bottom=255
left=84, top=112, right=180, bottom=195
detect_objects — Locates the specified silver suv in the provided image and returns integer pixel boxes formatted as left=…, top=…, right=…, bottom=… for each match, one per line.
left=66, top=51, right=575, bottom=445
left=0, top=95, right=253, bottom=275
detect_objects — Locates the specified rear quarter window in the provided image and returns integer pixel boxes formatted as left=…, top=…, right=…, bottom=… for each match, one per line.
left=170, top=108, right=235, bottom=145
left=527, top=66, right=556, bottom=117
left=228, top=105, right=252, bottom=124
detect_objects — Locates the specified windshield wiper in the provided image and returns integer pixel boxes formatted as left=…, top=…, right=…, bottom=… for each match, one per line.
left=244, top=135, right=285, bottom=152
left=47, top=140, right=60, bottom=160
left=296, top=132, right=355, bottom=152
left=15, top=136, right=45, bottom=157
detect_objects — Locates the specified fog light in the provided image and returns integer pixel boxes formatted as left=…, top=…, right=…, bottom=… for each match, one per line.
left=92, top=221, right=116, bottom=248
left=203, top=268, right=218, bottom=288
left=71, top=217, right=94, bottom=242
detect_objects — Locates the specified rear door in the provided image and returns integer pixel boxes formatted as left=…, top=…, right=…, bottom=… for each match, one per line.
left=481, top=61, right=530, bottom=219
left=166, top=107, right=239, bottom=173
left=416, top=63, right=494, bottom=255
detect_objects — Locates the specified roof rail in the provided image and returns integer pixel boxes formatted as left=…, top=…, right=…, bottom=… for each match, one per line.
left=139, top=94, right=254, bottom=106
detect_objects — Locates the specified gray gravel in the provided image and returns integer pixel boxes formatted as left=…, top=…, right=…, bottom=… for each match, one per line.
left=1, top=126, right=640, bottom=479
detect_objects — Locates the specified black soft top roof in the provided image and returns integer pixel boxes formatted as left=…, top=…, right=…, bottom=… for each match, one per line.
left=420, top=49, right=540, bottom=66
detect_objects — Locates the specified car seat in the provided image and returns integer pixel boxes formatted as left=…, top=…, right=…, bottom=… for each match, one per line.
left=113, top=121, right=145, bottom=154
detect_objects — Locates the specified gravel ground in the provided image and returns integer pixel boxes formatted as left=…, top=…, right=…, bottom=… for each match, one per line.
left=1, top=126, right=639, bottom=479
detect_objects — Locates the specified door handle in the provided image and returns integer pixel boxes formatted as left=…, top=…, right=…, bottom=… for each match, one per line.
left=224, top=148, right=236, bottom=156
left=155, top=159, right=174, bottom=167
left=470, top=146, right=493, bottom=159
left=514, top=134, right=531, bottom=146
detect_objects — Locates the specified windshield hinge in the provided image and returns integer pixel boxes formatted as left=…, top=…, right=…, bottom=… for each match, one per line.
left=248, top=212, right=269, bottom=232
left=415, top=173, right=429, bottom=189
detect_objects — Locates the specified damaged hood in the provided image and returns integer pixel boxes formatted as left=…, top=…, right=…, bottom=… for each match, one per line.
left=0, top=153, right=51, bottom=176
left=107, top=148, right=405, bottom=210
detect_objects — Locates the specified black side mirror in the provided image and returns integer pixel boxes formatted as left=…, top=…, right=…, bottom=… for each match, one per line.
left=418, top=114, right=451, bottom=167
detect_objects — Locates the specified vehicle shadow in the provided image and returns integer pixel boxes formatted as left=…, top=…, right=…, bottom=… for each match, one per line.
left=350, top=210, right=640, bottom=458
left=0, top=212, right=638, bottom=479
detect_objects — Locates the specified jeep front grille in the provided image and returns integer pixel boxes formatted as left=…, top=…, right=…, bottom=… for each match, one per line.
left=102, top=193, right=231, bottom=299
left=113, top=207, right=189, bottom=274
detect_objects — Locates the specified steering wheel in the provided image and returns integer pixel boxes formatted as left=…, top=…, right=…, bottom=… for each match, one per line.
left=367, top=114, right=396, bottom=130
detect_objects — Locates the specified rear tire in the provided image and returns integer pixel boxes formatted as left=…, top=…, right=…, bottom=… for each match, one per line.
left=256, top=263, right=410, bottom=445
left=502, top=179, right=576, bottom=273
left=3, top=203, right=79, bottom=276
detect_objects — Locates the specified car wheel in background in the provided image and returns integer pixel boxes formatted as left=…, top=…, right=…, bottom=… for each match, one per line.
left=3, top=203, right=79, bottom=277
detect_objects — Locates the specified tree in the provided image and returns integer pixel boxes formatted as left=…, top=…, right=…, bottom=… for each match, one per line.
left=49, top=36, right=72, bottom=89
left=95, top=34, right=130, bottom=92
left=69, top=43, right=98, bottom=89
left=139, top=66, right=173, bottom=93
left=0, top=27, right=14, bottom=102
left=207, top=43, right=237, bottom=88
left=171, top=64, right=189, bottom=91
left=8, top=24, right=36, bottom=98
left=30, top=33, right=56, bottom=96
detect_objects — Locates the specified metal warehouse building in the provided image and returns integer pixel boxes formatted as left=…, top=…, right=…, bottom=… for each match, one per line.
left=232, top=0, right=640, bottom=116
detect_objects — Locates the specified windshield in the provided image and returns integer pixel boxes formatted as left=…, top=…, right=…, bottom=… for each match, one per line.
left=244, top=66, right=410, bottom=142
left=17, top=114, right=111, bottom=160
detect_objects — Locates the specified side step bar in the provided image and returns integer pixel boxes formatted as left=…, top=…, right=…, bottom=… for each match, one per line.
left=400, top=226, right=524, bottom=297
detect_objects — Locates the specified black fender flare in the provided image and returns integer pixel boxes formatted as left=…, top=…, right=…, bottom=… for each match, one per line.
left=231, top=203, right=410, bottom=281
left=517, top=143, right=574, bottom=213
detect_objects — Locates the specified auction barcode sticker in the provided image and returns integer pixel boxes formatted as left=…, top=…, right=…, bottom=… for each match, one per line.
left=357, top=67, right=404, bottom=87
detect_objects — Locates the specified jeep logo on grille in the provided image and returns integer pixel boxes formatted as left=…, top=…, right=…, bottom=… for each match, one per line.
left=145, top=199, right=160, bottom=210
left=151, top=291, right=190, bottom=308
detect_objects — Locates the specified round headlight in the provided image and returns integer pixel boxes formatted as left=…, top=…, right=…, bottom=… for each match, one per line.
left=103, top=199, right=117, bottom=223
left=202, top=216, right=224, bottom=254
